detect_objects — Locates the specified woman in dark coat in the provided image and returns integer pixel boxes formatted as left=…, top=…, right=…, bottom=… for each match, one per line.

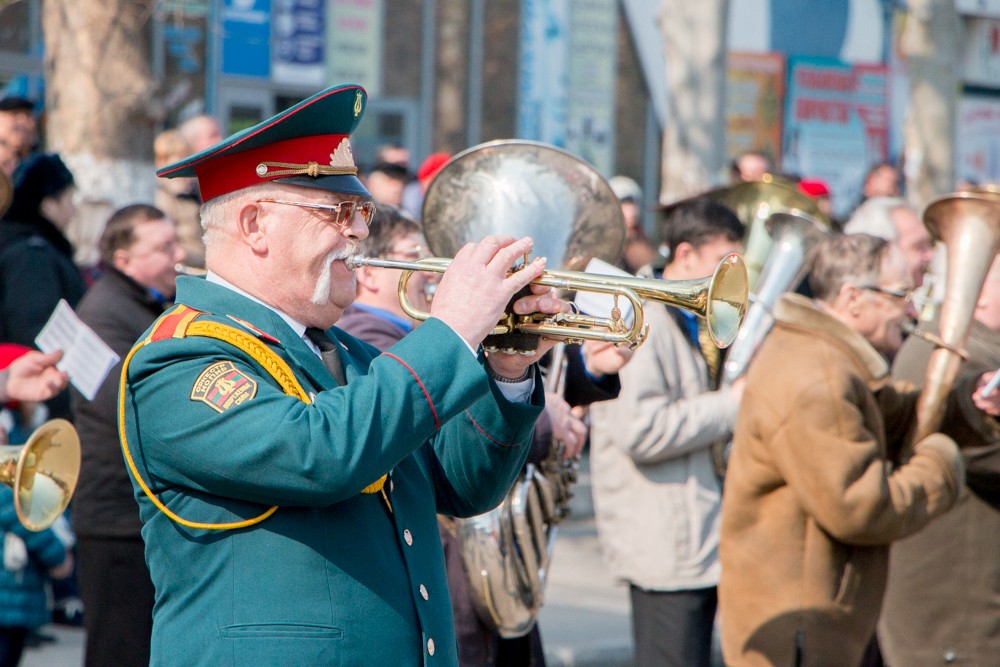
left=0, top=153, right=86, bottom=423
left=0, top=153, right=86, bottom=347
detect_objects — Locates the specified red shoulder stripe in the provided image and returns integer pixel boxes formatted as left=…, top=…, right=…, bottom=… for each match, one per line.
left=149, top=305, right=203, bottom=342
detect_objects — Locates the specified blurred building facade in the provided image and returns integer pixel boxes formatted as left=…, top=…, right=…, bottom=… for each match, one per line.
left=1, top=0, right=999, bottom=226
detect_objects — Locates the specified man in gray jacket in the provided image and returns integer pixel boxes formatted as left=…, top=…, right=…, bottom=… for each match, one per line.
left=589, top=198, right=744, bottom=667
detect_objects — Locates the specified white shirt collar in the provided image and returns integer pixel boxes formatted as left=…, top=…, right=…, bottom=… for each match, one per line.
left=205, top=271, right=310, bottom=342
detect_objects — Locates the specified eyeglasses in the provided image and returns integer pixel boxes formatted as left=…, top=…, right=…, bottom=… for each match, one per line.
left=858, top=284, right=914, bottom=305
left=256, top=198, right=377, bottom=227
left=387, top=245, right=428, bottom=260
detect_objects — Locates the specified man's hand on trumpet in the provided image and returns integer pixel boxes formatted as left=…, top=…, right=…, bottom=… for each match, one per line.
left=430, top=235, right=569, bottom=379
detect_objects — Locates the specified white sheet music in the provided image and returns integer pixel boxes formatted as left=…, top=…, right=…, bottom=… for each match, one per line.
left=35, top=299, right=120, bottom=401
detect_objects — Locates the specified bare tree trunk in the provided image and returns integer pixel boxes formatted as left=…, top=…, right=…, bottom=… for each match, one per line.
left=434, top=0, right=469, bottom=154
left=659, top=0, right=730, bottom=204
left=42, top=0, right=159, bottom=266
left=901, top=0, right=960, bottom=209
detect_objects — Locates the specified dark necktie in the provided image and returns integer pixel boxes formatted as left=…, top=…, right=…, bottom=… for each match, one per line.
left=305, top=327, right=347, bottom=386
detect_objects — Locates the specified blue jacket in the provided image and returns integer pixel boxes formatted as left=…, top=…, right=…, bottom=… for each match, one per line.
left=121, top=277, right=541, bottom=666
left=0, top=486, right=67, bottom=629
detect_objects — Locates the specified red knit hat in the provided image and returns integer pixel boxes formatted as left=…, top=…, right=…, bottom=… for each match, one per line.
left=798, top=178, right=830, bottom=198
left=417, top=153, right=451, bottom=184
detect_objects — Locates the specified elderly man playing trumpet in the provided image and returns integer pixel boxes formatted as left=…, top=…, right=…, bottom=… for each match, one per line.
left=120, top=85, right=565, bottom=667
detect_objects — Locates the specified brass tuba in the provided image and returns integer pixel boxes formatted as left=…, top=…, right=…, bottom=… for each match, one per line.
left=704, top=175, right=829, bottom=290
left=0, top=419, right=81, bottom=531
left=911, top=190, right=1000, bottom=442
left=427, top=140, right=621, bottom=637
left=357, top=140, right=746, bottom=637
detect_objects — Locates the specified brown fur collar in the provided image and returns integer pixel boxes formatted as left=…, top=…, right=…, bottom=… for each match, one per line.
left=773, top=293, right=890, bottom=387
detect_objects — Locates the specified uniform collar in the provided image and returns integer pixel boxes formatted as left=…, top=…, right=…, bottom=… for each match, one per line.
left=174, top=275, right=351, bottom=388
left=204, top=271, right=308, bottom=341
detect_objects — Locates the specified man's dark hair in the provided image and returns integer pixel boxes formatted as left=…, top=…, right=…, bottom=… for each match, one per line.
left=360, top=203, right=421, bottom=258
left=99, top=204, right=168, bottom=266
left=0, top=97, right=35, bottom=114
left=366, top=161, right=410, bottom=182
left=660, top=198, right=744, bottom=261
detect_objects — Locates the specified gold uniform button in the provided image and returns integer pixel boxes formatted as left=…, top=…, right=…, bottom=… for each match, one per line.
left=427, top=638, right=435, bottom=656
left=419, top=584, right=429, bottom=600
left=403, top=529, right=413, bottom=546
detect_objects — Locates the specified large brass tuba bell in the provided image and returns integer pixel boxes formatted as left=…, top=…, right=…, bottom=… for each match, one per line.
left=911, top=190, right=1000, bottom=442
left=702, top=174, right=829, bottom=290
left=0, top=419, right=81, bottom=531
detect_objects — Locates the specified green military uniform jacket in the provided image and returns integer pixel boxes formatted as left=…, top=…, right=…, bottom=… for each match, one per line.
left=120, top=277, right=542, bottom=666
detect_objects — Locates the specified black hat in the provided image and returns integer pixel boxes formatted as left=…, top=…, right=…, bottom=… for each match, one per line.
left=6, top=153, right=75, bottom=221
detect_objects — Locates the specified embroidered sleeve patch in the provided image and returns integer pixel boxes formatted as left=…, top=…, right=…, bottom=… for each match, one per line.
left=190, top=361, right=258, bottom=412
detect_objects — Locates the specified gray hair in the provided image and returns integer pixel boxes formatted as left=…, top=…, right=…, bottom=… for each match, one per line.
left=808, top=233, right=891, bottom=302
left=200, top=184, right=287, bottom=248
left=842, top=196, right=911, bottom=241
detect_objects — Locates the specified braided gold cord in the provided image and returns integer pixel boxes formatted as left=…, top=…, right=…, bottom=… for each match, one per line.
left=119, top=317, right=386, bottom=533
left=255, top=161, right=357, bottom=178
left=187, top=321, right=310, bottom=402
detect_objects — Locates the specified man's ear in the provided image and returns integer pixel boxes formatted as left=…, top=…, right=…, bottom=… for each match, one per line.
left=112, top=247, right=131, bottom=274
left=354, top=265, right=379, bottom=291
left=237, top=202, right=267, bottom=254
left=673, top=241, right=694, bottom=266
left=38, top=195, right=59, bottom=223
left=840, top=283, right=863, bottom=317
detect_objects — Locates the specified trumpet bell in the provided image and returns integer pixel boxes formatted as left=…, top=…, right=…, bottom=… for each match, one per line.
left=704, top=253, right=750, bottom=348
left=0, top=419, right=81, bottom=531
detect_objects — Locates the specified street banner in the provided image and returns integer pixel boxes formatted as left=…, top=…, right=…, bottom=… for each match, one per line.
left=726, top=51, right=786, bottom=169
left=272, top=0, right=325, bottom=86
left=326, top=0, right=384, bottom=96
left=221, top=0, right=271, bottom=78
left=782, top=57, right=888, bottom=218
left=517, top=0, right=571, bottom=147
left=961, top=16, right=1000, bottom=87
left=566, top=0, right=617, bottom=174
left=957, top=96, right=1000, bottom=186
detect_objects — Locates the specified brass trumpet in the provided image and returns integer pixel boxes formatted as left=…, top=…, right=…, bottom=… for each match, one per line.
left=346, top=253, right=749, bottom=349
left=0, top=419, right=81, bottom=531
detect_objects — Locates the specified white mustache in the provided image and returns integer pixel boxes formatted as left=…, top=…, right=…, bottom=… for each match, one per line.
left=310, top=242, right=362, bottom=305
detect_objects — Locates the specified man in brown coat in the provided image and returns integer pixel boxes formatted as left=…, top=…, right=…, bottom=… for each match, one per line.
left=719, top=233, right=1000, bottom=667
